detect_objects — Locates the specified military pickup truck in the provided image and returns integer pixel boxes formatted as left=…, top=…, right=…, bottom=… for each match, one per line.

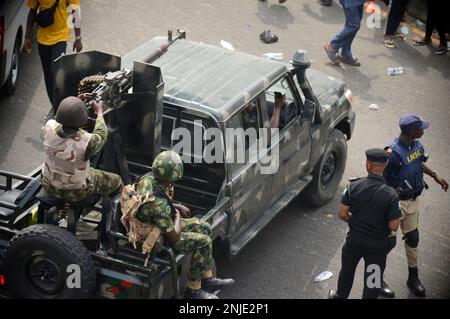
left=0, top=32, right=355, bottom=299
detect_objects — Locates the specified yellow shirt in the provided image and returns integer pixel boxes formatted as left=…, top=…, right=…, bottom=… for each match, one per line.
left=28, top=0, right=80, bottom=46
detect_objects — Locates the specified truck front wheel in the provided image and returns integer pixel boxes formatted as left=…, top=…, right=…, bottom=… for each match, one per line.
left=3, top=224, right=96, bottom=299
left=303, top=129, right=348, bottom=207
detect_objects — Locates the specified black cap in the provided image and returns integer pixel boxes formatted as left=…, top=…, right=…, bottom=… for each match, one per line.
left=366, top=148, right=389, bottom=164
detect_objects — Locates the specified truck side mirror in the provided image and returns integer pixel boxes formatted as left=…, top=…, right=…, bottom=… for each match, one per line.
left=303, top=99, right=316, bottom=123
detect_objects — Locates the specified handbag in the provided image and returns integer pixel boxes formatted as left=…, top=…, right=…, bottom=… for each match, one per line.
left=36, top=0, right=60, bottom=28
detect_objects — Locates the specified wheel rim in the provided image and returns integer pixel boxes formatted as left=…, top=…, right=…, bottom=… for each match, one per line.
left=321, top=152, right=337, bottom=185
left=26, top=254, right=64, bottom=295
left=11, top=49, right=19, bottom=85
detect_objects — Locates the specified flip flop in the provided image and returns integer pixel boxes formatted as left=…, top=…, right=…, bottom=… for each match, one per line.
left=393, top=33, right=406, bottom=40
left=340, top=56, right=361, bottom=67
left=383, top=38, right=396, bottom=48
left=324, top=44, right=341, bottom=65
left=412, top=39, right=431, bottom=46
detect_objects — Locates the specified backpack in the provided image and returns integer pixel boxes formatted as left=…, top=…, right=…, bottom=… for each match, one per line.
left=120, top=184, right=161, bottom=255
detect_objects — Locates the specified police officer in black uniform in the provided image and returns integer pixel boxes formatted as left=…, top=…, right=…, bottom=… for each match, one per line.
left=329, top=149, right=401, bottom=299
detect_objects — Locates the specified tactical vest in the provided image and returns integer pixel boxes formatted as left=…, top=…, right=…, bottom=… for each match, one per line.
left=42, top=119, right=92, bottom=190
left=385, top=138, right=425, bottom=198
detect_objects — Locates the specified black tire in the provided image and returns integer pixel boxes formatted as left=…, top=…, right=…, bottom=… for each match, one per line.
left=2, top=37, right=20, bottom=96
left=3, top=224, right=96, bottom=299
left=303, top=129, right=348, bottom=207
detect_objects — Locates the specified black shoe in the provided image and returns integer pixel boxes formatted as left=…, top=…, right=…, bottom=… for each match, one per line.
left=435, top=46, right=448, bottom=55
left=379, top=281, right=395, bottom=298
left=260, top=30, right=279, bottom=44
left=407, top=278, right=426, bottom=297
left=407, top=267, right=426, bottom=297
left=202, top=277, right=235, bottom=292
left=328, top=289, right=340, bottom=299
left=184, top=288, right=219, bottom=299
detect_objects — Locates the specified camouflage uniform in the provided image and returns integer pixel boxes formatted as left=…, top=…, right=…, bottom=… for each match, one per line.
left=135, top=173, right=213, bottom=282
left=42, top=116, right=123, bottom=202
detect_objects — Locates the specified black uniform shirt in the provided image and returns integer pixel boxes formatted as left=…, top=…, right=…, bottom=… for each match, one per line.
left=341, top=174, right=401, bottom=240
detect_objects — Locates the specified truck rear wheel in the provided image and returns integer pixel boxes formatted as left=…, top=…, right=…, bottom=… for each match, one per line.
left=303, top=129, right=347, bottom=207
left=3, top=224, right=96, bottom=299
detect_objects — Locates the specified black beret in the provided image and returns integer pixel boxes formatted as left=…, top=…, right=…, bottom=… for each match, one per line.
left=366, top=148, right=389, bottom=164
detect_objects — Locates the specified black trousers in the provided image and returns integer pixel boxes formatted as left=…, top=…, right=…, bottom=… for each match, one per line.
left=425, top=0, right=447, bottom=45
left=336, top=233, right=388, bottom=299
left=384, top=0, right=409, bottom=36
left=37, top=42, right=67, bottom=109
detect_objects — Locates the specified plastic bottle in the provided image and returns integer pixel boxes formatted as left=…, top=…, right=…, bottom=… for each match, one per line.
left=263, top=53, right=283, bottom=60
left=387, top=67, right=404, bottom=76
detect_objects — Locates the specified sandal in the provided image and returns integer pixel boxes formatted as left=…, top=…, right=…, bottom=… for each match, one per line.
left=324, top=43, right=341, bottom=65
left=393, top=32, right=406, bottom=40
left=383, top=38, right=396, bottom=48
left=340, top=56, right=361, bottom=67
left=412, top=38, right=431, bottom=46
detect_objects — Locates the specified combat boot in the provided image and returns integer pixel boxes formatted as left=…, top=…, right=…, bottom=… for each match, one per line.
left=407, top=267, right=426, bottom=297
left=184, top=288, right=219, bottom=299
left=328, top=289, right=340, bottom=299
left=202, top=277, right=235, bottom=292
left=379, top=281, right=395, bottom=298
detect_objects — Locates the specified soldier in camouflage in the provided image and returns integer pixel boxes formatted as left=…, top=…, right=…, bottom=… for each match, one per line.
left=135, top=151, right=234, bottom=299
left=42, top=96, right=123, bottom=203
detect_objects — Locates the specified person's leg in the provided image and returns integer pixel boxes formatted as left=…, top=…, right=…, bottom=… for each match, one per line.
left=340, top=4, right=364, bottom=60
left=400, top=198, right=425, bottom=297
left=362, top=240, right=387, bottom=299
left=330, top=4, right=355, bottom=51
left=384, top=0, right=409, bottom=36
left=37, top=43, right=54, bottom=106
left=432, top=2, right=448, bottom=53
left=49, top=42, right=67, bottom=112
left=335, top=236, right=362, bottom=299
left=88, top=168, right=124, bottom=198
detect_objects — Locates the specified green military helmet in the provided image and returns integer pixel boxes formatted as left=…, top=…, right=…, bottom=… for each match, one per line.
left=152, top=151, right=184, bottom=182
left=56, top=96, right=88, bottom=128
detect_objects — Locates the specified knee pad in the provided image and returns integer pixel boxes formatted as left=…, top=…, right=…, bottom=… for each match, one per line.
left=404, top=229, right=419, bottom=248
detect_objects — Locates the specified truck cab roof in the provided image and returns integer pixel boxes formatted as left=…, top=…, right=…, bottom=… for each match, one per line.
left=122, top=37, right=290, bottom=122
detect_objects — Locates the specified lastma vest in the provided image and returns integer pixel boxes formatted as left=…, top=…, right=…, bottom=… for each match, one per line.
left=42, top=119, right=92, bottom=190
left=386, top=138, right=425, bottom=197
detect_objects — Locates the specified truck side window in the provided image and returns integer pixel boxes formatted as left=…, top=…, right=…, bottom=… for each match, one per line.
left=240, top=98, right=261, bottom=150
left=265, top=77, right=298, bottom=131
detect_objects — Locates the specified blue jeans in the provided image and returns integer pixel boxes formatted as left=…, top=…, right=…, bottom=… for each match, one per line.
left=330, top=1, right=364, bottom=58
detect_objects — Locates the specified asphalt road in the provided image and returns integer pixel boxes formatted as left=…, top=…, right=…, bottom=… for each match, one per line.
left=0, top=0, right=449, bottom=299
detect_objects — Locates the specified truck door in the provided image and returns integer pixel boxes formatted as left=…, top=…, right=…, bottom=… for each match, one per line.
left=226, top=96, right=273, bottom=243
left=263, top=75, right=312, bottom=201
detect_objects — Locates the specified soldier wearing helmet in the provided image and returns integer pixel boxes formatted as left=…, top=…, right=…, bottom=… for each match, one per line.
left=134, top=150, right=234, bottom=299
left=41, top=96, right=123, bottom=203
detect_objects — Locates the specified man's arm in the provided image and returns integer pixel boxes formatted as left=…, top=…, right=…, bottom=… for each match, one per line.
left=338, top=204, right=351, bottom=223
left=165, top=211, right=182, bottom=246
left=24, top=8, right=37, bottom=55
left=423, top=163, right=449, bottom=192
left=85, top=102, right=107, bottom=160
left=174, top=203, right=192, bottom=218
left=270, top=94, right=285, bottom=129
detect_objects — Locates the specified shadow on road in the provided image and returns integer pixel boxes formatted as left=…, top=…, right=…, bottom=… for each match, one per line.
left=255, top=1, right=295, bottom=30
left=0, top=44, right=44, bottom=167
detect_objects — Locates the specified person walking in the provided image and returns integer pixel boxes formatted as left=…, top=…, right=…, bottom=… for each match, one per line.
left=24, top=0, right=83, bottom=119
left=324, top=0, right=366, bottom=67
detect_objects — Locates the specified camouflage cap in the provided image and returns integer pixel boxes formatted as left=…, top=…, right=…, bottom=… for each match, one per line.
left=152, top=151, right=184, bottom=183
left=56, top=96, right=88, bottom=128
